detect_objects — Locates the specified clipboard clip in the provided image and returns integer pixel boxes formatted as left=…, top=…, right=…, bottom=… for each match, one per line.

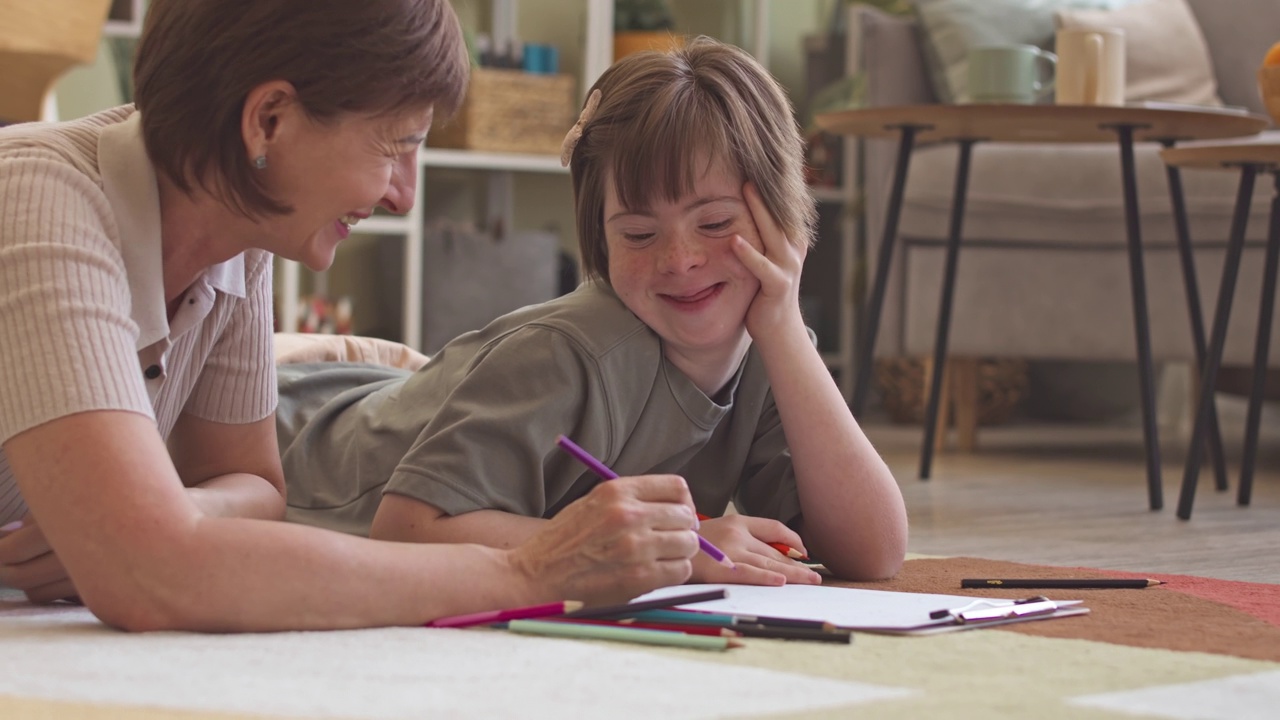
left=930, top=595, right=1061, bottom=624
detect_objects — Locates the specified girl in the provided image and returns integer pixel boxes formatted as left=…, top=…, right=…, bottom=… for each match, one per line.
left=279, top=36, right=908, bottom=584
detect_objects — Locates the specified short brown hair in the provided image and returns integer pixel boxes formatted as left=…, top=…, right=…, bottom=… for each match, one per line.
left=568, top=36, right=816, bottom=284
left=133, top=0, right=469, bottom=218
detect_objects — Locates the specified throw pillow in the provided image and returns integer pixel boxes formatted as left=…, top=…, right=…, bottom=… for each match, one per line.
left=1055, top=0, right=1223, bottom=106
left=912, top=0, right=1132, bottom=104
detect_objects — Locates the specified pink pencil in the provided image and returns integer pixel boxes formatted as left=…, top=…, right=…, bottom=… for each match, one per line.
left=426, top=600, right=585, bottom=629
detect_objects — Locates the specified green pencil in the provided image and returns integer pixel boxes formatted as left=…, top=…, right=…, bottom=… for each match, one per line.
left=507, top=619, right=742, bottom=651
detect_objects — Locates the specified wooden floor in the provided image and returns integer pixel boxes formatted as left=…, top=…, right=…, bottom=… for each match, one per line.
left=863, top=395, right=1280, bottom=585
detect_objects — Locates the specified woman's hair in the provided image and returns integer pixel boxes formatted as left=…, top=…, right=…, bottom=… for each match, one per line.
left=568, top=36, right=817, bottom=285
left=133, top=0, right=468, bottom=218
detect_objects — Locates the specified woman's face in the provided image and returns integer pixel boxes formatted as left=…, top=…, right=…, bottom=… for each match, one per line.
left=258, top=107, right=433, bottom=271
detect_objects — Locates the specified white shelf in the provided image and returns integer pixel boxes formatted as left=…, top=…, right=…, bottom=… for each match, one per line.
left=420, top=148, right=568, bottom=173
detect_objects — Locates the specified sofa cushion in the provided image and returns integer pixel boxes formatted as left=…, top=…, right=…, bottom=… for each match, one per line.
left=1184, top=0, right=1280, bottom=115
left=897, top=131, right=1278, bottom=247
left=1055, top=0, right=1222, bottom=107
left=912, top=0, right=1133, bottom=104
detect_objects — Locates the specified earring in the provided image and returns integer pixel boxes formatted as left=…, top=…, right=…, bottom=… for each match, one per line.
left=253, top=155, right=268, bottom=170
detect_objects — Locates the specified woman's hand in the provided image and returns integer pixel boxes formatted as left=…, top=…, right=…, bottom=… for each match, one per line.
left=508, top=475, right=700, bottom=605
left=690, top=515, right=822, bottom=586
left=0, top=515, right=79, bottom=603
left=731, top=182, right=809, bottom=343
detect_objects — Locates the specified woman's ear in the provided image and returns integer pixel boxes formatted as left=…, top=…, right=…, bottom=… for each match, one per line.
left=241, top=80, right=299, bottom=164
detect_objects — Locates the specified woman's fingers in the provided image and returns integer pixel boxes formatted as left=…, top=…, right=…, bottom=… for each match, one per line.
left=0, top=549, right=69, bottom=590
left=22, top=579, right=79, bottom=605
left=0, top=515, right=52, bottom=565
left=512, top=475, right=699, bottom=604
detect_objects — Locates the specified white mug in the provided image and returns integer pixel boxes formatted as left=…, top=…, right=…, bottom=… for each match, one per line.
left=1055, top=27, right=1125, bottom=106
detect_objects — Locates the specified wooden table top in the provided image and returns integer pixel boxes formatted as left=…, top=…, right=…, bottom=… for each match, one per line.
left=816, top=104, right=1269, bottom=144
left=1160, top=142, right=1280, bottom=170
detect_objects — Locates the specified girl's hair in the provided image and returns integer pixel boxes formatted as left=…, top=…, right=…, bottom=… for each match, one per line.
left=133, top=0, right=468, bottom=219
left=568, top=36, right=817, bottom=284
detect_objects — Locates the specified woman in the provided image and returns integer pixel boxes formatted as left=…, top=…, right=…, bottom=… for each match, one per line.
left=0, top=0, right=699, bottom=632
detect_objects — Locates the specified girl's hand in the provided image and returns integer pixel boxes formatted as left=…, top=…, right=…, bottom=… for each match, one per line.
left=731, top=182, right=808, bottom=342
left=690, top=515, right=822, bottom=586
left=0, top=514, right=79, bottom=603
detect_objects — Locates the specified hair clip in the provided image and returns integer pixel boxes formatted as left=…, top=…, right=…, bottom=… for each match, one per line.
left=560, top=88, right=602, bottom=167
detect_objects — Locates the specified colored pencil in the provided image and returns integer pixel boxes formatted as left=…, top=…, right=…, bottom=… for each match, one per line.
left=561, top=588, right=727, bottom=620
left=768, top=542, right=810, bottom=561
left=551, top=618, right=742, bottom=637
left=696, top=513, right=809, bottom=562
left=732, top=623, right=853, bottom=643
left=666, top=607, right=837, bottom=631
left=426, top=600, right=585, bottom=628
left=556, top=435, right=734, bottom=568
left=960, top=578, right=1164, bottom=590
left=507, top=619, right=742, bottom=650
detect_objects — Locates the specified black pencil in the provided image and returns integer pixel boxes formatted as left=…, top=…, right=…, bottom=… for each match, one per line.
left=561, top=589, right=728, bottom=620
left=960, top=578, right=1164, bottom=590
left=732, top=623, right=854, bottom=644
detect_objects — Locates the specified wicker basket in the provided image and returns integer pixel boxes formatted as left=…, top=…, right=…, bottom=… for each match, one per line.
left=428, top=68, right=576, bottom=156
left=874, top=357, right=1028, bottom=425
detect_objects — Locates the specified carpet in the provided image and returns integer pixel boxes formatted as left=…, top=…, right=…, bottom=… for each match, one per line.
left=2, top=557, right=1277, bottom=720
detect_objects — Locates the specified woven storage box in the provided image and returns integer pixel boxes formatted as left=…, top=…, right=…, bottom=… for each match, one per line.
left=428, top=68, right=576, bottom=155
left=874, top=357, right=1028, bottom=426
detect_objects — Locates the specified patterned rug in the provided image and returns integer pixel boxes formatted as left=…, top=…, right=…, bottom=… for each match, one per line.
left=2, top=557, right=1277, bottom=719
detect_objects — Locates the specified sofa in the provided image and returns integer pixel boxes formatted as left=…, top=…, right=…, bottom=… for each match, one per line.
left=850, top=0, right=1279, bottom=369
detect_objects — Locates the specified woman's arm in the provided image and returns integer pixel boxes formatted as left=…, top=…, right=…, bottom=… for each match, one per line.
left=169, top=413, right=286, bottom=520
left=4, top=410, right=698, bottom=632
left=734, top=184, right=908, bottom=580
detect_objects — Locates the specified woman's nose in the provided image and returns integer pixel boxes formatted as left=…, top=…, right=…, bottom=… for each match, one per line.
left=379, top=153, right=417, bottom=215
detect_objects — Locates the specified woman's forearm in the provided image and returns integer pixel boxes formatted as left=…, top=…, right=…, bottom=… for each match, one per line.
left=186, top=473, right=286, bottom=521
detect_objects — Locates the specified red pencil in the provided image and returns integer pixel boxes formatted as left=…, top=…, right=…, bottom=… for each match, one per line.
left=426, top=600, right=584, bottom=629
left=695, top=513, right=809, bottom=561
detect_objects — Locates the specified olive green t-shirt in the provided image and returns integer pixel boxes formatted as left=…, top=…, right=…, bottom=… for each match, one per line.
left=278, top=282, right=801, bottom=537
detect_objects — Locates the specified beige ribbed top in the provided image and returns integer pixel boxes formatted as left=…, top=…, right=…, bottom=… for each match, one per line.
left=0, top=106, right=277, bottom=526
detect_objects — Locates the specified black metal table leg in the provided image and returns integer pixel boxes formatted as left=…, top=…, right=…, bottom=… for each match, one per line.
left=1111, top=124, right=1164, bottom=510
left=920, top=139, right=978, bottom=480
left=1178, top=165, right=1259, bottom=519
left=1161, top=139, right=1230, bottom=492
left=1239, top=169, right=1280, bottom=507
left=852, top=125, right=925, bottom=417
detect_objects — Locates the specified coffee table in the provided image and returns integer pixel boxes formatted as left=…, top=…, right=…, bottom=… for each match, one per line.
left=816, top=104, right=1269, bottom=510
left=1160, top=142, right=1280, bottom=519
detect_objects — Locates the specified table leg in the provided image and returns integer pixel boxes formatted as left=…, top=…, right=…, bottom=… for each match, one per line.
left=920, top=139, right=977, bottom=480
left=853, top=125, right=922, bottom=417
left=1239, top=170, right=1280, bottom=507
left=1178, top=165, right=1258, bottom=519
left=1162, top=140, right=1230, bottom=492
left=1113, top=125, right=1164, bottom=510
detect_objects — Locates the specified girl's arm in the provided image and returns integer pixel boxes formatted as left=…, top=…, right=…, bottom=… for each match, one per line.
left=734, top=184, right=908, bottom=580
left=3, top=410, right=698, bottom=632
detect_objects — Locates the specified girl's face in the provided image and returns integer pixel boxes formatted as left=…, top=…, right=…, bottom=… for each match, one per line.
left=603, top=156, right=763, bottom=372
left=257, top=107, right=432, bottom=271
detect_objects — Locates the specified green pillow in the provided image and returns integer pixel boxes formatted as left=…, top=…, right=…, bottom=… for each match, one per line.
left=912, top=0, right=1132, bottom=103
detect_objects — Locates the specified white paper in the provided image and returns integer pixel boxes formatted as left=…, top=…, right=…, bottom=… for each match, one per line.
left=633, top=584, right=1083, bottom=632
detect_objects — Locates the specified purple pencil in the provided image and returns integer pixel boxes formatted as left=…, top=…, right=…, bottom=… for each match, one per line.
left=555, top=435, right=735, bottom=568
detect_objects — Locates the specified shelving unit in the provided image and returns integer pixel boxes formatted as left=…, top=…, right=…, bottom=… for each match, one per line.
left=277, top=0, right=856, bottom=400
